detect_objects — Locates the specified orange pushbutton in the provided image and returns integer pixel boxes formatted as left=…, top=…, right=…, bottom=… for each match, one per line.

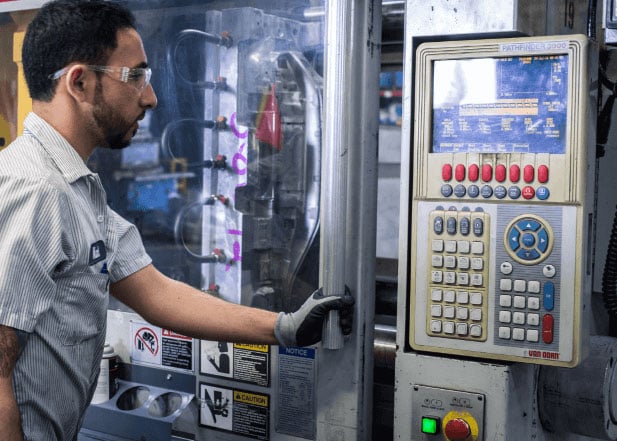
left=444, top=418, right=471, bottom=441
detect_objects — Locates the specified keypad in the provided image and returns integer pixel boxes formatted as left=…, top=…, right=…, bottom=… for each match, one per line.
left=496, top=213, right=557, bottom=347
left=427, top=209, right=489, bottom=341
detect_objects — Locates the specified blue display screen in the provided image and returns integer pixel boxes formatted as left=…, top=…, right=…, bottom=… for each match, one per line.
left=431, top=54, right=568, bottom=154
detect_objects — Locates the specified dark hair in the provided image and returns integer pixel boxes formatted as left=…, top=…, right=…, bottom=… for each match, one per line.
left=23, top=0, right=136, bottom=101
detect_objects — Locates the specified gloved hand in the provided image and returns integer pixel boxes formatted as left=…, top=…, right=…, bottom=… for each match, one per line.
left=274, top=288, right=354, bottom=347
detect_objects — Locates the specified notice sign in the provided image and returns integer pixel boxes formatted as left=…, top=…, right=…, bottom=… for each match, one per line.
left=130, top=321, right=194, bottom=372
left=201, top=341, right=270, bottom=386
left=276, top=346, right=316, bottom=440
left=200, top=383, right=269, bottom=440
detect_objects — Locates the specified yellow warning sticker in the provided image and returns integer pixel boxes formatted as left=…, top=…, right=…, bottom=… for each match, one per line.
left=234, top=390, right=268, bottom=407
left=234, top=344, right=269, bottom=352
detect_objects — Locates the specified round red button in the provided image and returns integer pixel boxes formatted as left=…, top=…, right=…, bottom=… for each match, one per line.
left=444, top=418, right=471, bottom=440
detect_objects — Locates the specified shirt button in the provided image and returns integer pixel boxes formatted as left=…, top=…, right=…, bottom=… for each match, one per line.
left=97, top=215, right=104, bottom=223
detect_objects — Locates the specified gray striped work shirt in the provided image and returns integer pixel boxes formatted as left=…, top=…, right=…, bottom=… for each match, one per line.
left=0, top=113, right=151, bottom=440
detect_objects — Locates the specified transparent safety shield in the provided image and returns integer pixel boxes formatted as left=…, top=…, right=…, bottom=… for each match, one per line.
left=108, top=1, right=326, bottom=312
left=0, top=1, right=324, bottom=312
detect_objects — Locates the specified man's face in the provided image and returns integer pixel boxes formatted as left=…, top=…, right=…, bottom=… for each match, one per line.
left=91, top=27, right=157, bottom=149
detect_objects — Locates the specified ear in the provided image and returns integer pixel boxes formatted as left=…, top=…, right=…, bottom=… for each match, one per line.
left=64, top=65, right=94, bottom=102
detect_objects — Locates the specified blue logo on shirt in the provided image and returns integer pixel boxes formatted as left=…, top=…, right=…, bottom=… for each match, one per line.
left=89, top=240, right=107, bottom=266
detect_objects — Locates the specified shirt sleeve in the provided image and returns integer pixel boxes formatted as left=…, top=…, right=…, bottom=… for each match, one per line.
left=106, top=207, right=152, bottom=284
left=0, top=176, right=72, bottom=332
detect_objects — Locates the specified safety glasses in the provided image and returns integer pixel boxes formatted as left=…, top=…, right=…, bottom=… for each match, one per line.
left=48, top=65, right=152, bottom=92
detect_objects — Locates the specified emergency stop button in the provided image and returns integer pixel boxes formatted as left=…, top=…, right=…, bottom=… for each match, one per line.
left=444, top=418, right=471, bottom=440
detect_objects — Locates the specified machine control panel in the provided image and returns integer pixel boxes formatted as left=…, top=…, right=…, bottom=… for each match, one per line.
left=406, top=35, right=595, bottom=367
left=411, top=385, right=485, bottom=441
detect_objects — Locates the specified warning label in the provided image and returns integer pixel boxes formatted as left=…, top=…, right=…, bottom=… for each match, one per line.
left=234, top=391, right=268, bottom=406
left=131, top=324, right=160, bottom=365
left=130, top=322, right=194, bottom=372
left=200, top=340, right=270, bottom=386
left=200, top=383, right=269, bottom=440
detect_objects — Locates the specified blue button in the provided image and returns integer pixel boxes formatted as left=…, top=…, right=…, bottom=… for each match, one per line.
left=516, top=248, right=541, bottom=261
left=481, top=185, right=494, bottom=198
left=494, top=186, right=507, bottom=199
left=508, top=228, right=521, bottom=251
left=508, top=186, right=521, bottom=199
left=441, top=184, right=453, bottom=197
left=468, top=185, right=479, bottom=198
left=522, top=233, right=536, bottom=247
left=544, top=282, right=555, bottom=311
left=447, top=217, right=457, bottom=235
left=537, top=229, right=549, bottom=253
left=434, top=216, right=444, bottom=235
left=473, top=218, right=484, bottom=237
left=454, top=184, right=466, bottom=198
left=517, top=219, right=541, bottom=231
left=536, top=186, right=550, bottom=200
left=460, top=217, right=470, bottom=236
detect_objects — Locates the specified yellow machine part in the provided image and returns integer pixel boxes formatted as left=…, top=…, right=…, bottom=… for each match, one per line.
left=0, top=113, right=9, bottom=150
left=13, top=29, right=31, bottom=136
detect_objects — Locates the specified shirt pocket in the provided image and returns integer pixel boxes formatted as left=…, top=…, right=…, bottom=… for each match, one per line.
left=58, top=272, right=109, bottom=346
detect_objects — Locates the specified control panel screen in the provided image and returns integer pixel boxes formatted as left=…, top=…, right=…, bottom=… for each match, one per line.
left=431, top=54, right=569, bottom=154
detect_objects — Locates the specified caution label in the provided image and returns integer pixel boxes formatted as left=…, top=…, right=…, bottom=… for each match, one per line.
left=234, top=391, right=268, bottom=407
left=200, top=383, right=269, bottom=440
left=235, top=344, right=269, bottom=352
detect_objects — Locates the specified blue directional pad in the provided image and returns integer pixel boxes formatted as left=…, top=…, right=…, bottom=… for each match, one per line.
left=505, top=215, right=552, bottom=264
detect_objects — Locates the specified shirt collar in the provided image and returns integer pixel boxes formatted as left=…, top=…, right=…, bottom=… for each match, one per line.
left=23, top=112, right=94, bottom=184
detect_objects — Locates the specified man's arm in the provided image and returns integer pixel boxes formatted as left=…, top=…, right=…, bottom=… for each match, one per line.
left=110, top=264, right=279, bottom=344
left=0, top=325, right=24, bottom=441
left=110, top=264, right=354, bottom=347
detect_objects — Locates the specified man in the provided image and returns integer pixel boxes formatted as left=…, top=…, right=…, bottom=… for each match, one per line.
left=0, top=1, right=354, bottom=440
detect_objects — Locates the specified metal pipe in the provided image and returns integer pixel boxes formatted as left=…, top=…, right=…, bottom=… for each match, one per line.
left=374, top=322, right=396, bottom=370
left=319, top=0, right=351, bottom=350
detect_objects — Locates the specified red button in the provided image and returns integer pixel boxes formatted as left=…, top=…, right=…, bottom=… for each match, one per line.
left=542, top=314, right=554, bottom=344
left=444, top=418, right=471, bottom=441
left=481, top=164, right=493, bottom=182
left=442, top=164, right=453, bottom=181
left=468, top=164, right=479, bottom=182
left=510, top=164, right=520, bottom=183
left=522, top=186, right=535, bottom=200
left=523, top=165, right=535, bottom=183
left=455, top=164, right=466, bottom=182
left=538, top=165, right=549, bottom=183
left=495, top=164, right=506, bottom=182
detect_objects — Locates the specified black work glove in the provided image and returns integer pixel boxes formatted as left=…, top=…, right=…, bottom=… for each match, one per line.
left=274, top=288, right=354, bottom=347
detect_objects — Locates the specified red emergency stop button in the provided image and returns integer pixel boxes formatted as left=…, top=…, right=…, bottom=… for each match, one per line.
left=444, top=418, right=471, bottom=441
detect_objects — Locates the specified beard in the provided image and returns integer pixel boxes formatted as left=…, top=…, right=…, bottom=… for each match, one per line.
left=92, top=80, right=140, bottom=150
